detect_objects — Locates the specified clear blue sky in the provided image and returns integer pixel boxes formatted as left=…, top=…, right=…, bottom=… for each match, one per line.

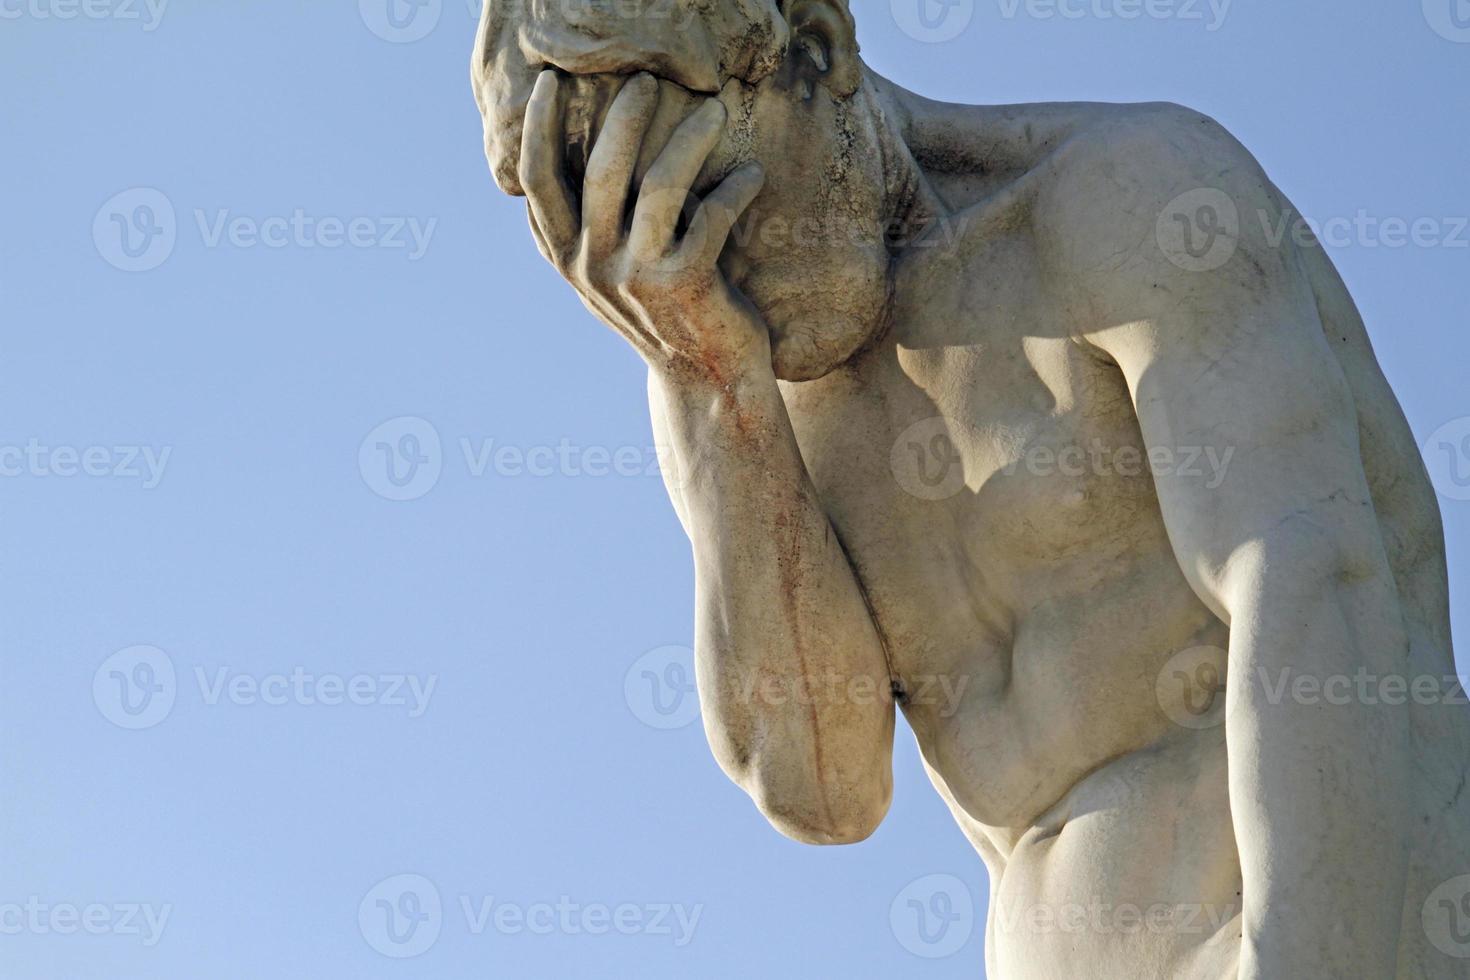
left=1, top=2, right=1466, bottom=977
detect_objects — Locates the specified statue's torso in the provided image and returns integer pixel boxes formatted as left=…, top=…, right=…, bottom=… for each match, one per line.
left=777, top=112, right=1468, bottom=977
left=783, top=229, right=1247, bottom=975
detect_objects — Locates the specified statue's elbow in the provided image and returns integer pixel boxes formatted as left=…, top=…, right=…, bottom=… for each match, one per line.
left=709, top=724, right=892, bottom=845
left=747, top=771, right=891, bottom=846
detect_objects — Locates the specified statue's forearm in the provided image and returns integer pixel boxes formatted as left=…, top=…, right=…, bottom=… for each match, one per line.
left=508, top=60, right=895, bottom=845
left=650, top=365, right=894, bottom=845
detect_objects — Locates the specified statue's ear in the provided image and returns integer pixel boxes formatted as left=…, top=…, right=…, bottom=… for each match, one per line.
left=785, top=0, right=861, bottom=98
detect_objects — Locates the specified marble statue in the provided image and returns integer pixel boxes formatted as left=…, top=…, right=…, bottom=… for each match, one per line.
left=470, top=2, right=1469, bottom=975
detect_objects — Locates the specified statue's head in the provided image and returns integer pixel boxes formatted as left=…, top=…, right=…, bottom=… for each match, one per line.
left=471, top=0, right=899, bottom=381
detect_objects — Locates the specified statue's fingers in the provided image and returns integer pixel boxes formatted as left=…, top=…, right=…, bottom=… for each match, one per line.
left=629, top=98, right=725, bottom=261
left=583, top=73, right=658, bottom=255
left=532, top=200, right=660, bottom=354
left=684, top=162, right=765, bottom=264
left=519, top=70, right=577, bottom=262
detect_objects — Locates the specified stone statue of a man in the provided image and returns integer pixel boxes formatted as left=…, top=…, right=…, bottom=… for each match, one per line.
left=471, top=2, right=1469, bottom=975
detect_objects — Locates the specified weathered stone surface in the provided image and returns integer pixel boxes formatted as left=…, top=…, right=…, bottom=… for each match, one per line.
left=471, top=3, right=1469, bottom=976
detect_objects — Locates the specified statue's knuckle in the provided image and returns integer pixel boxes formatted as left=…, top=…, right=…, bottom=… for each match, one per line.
left=619, top=277, right=649, bottom=304
left=569, top=248, right=594, bottom=283
left=620, top=273, right=664, bottom=307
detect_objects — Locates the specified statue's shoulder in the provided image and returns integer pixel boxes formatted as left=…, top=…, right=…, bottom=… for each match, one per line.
left=1026, top=98, right=1273, bottom=233
left=932, top=99, right=1276, bottom=252
left=1021, top=100, right=1292, bottom=303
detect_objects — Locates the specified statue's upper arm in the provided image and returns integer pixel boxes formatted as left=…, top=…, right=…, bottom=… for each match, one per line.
left=1033, top=106, right=1388, bottom=615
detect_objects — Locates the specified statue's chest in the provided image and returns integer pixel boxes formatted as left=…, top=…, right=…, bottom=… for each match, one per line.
left=781, top=332, right=1169, bottom=671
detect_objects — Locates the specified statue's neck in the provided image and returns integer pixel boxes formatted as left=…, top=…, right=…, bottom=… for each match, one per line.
left=864, top=68, right=1102, bottom=220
